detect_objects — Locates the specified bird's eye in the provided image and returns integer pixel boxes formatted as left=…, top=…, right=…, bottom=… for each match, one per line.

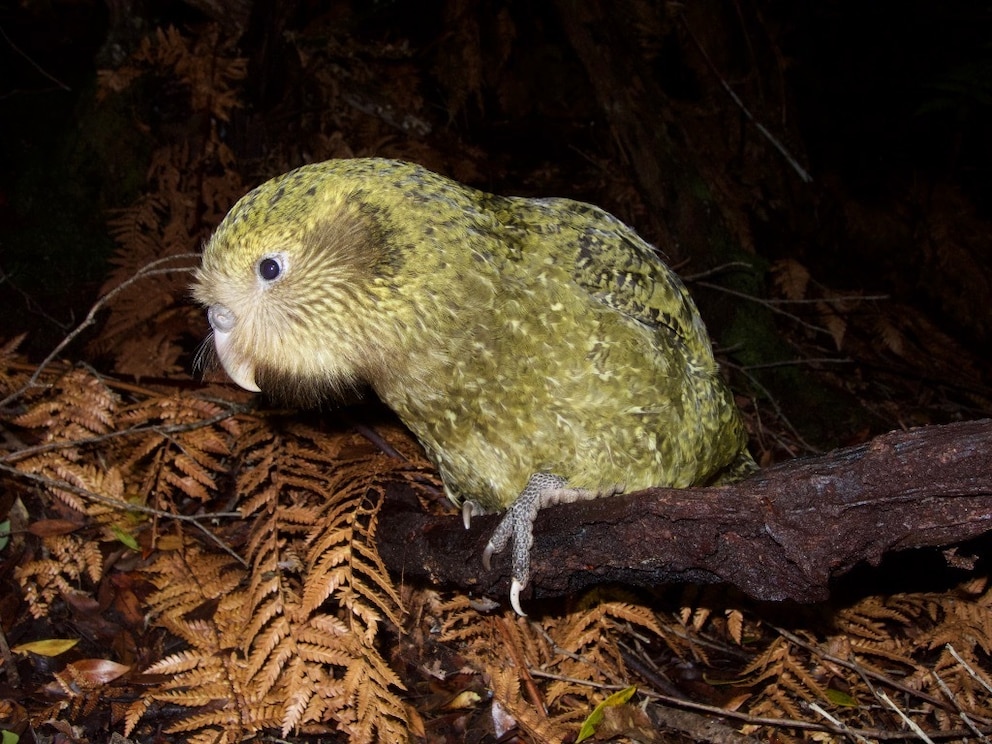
left=258, top=255, right=283, bottom=282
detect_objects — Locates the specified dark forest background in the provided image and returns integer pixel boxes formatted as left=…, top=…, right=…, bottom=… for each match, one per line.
left=1, top=1, right=992, bottom=742
left=3, top=0, right=990, bottom=452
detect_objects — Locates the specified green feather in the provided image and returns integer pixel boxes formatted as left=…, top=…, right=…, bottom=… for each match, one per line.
left=194, top=158, right=755, bottom=514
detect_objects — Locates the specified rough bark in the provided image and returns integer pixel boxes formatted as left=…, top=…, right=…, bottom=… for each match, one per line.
left=376, top=419, right=992, bottom=606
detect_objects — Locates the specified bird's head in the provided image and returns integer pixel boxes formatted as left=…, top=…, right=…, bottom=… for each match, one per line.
left=191, top=168, right=398, bottom=406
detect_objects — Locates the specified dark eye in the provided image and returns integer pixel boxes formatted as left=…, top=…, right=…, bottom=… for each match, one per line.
left=258, top=256, right=282, bottom=281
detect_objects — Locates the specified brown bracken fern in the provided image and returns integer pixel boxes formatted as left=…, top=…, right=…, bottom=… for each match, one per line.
left=3, top=339, right=431, bottom=740
left=94, top=24, right=246, bottom=379
left=123, top=420, right=426, bottom=742
left=436, top=591, right=679, bottom=740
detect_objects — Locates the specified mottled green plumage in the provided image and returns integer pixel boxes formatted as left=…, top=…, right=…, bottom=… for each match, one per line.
left=193, top=158, right=754, bottom=610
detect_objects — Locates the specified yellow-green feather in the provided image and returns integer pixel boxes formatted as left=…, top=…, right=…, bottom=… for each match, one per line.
left=194, top=158, right=754, bottom=512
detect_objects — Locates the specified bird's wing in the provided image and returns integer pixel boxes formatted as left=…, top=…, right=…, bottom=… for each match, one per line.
left=511, top=197, right=706, bottom=346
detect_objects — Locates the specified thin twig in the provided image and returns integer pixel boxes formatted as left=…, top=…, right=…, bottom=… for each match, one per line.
left=807, top=701, right=873, bottom=744
left=0, top=263, right=75, bottom=331
left=0, top=254, right=200, bottom=410
left=0, top=24, right=71, bottom=92
left=637, top=619, right=753, bottom=661
left=527, top=668, right=986, bottom=741
left=742, top=357, right=852, bottom=370
left=931, top=669, right=989, bottom=742
left=683, top=261, right=757, bottom=282
left=0, top=463, right=246, bottom=567
left=724, top=360, right=822, bottom=453
left=1, top=405, right=247, bottom=464
left=618, top=640, right=692, bottom=700
left=695, top=280, right=834, bottom=336
left=878, top=691, right=936, bottom=744
left=772, top=626, right=989, bottom=723
left=946, top=643, right=992, bottom=697
left=679, top=17, right=812, bottom=183
left=495, top=617, right=547, bottom=715
left=760, top=294, right=890, bottom=305
left=533, top=621, right=630, bottom=688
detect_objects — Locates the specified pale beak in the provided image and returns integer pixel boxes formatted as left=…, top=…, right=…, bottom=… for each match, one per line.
left=207, top=305, right=261, bottom=392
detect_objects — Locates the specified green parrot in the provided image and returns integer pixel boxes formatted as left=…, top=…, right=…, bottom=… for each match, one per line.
left=192, top=158, right=755, bottom=614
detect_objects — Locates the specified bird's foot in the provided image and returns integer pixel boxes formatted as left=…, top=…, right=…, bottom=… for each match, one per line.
left=481, top=472, right=603, bottom=616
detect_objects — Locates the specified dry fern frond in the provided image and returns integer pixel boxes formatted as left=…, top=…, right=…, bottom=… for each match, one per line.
left=128, top=419, right=424, bottom=742
left=730, top=585, right=992, bottom=737
left=92, top=24, right=247, bottom=377
left=4, top=363, right=244, bottom=621
left=489, top=664, right=572, bottom=742
left=542, top=601, right=662, bottom=710
left=94, top=151, right=230, bottom=377
left=771, top=258, right=811, bottom=301
left=116, top=392, right=240, bottom=510
left=0, top=334, right=31, bottom=396
left=123, top=542, right=272, bottom=740
left=238, top=421, right=413, bottom=739
left=13, top=368, right=119, bottom=443
left=15, top=533, right=105, bottom=618
left=927, top=587, right=992, bottom=657
left=49, top=659, right=132, bottom=723
left=438, top=592, right=683, bottom=738
left=9, top=367, right=131, bottom=516
left=735, top=636, right=822, bottom=724
left=9, top=386, right=239, bottom=561
left=131, top=25, right=247, bottom=122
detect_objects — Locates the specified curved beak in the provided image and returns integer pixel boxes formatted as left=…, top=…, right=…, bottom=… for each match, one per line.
left=207, top=305, right=261, bottom=392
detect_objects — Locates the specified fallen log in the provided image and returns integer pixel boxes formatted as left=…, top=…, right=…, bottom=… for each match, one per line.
left=376, top=418, right=992, bottom=606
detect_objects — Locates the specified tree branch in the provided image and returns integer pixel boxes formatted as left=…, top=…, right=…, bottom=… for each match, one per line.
left=377, top=419, right=992, bottom=605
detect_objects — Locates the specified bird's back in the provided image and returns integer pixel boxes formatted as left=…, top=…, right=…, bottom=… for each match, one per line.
left=360, top=170, right=753, bottom=510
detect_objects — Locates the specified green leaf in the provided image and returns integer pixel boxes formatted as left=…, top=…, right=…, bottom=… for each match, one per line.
left=825, top=688, right=859, bottom=707
left=111, top=524, right=140, bottom=551
left=2, top=729, right=21, bottom=744
left=575, top=686, right=637, bottom=743
left=13, top=638, right=79, bottom=657
left=0, top=519, right=10, bottom=552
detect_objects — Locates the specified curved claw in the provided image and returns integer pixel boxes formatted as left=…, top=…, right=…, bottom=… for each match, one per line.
left=481, top=540, right=496, bottom=572
left=479, top=472, right=573, bottom=616
left=510, top=579, right=526, bottom=617
left=462, top=500, right=480, bottom=529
